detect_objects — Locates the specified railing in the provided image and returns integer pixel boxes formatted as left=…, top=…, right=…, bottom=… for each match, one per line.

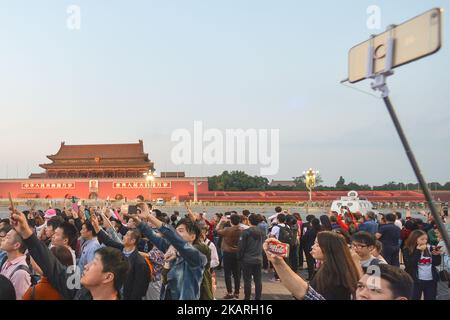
left=0, top=198, right=433, bottom=210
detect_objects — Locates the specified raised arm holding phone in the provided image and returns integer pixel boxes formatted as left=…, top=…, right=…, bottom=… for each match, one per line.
left=132, top=202, right=207, bottom=300
left=185, top=202, right=200, bottom=222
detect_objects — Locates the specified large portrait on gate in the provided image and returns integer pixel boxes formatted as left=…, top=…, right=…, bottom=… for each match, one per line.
left=89, top=180, right=99, bottom=192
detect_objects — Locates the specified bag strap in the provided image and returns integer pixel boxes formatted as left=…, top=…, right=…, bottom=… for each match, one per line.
left=31, top=284, right=37, bottom=300
left=11, top=264, right=32, bottom=278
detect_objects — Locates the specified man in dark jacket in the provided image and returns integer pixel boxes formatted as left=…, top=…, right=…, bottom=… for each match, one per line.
left=238, top=214, right=264, bottom=300
left=302, top=218, right=321, bottom=280
left=216, top=214, right=243, bottom=299
left=299, top=215, right=315, bottom=271
left=10, top=209, right=129, bottom=300
left=376, top=213, right=401, bottom=266
left=90, top=214, right=150, bottom=300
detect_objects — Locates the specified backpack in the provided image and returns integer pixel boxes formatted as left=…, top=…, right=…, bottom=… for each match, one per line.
left=277, top=225, right=294, bottom=246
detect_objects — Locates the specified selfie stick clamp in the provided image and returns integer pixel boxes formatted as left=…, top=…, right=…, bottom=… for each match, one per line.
left=366, top=24, right=396, bottom=98
left=366, top=25, right=450, bottom=254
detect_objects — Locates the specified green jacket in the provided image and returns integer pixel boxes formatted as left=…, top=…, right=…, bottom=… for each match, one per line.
left=427, top=229, right=438, bottom=246
left=194, top=242, right=213, bottom=300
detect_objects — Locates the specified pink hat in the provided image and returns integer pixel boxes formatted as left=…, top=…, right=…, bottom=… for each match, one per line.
left=44, top=209, right=57, bottom=220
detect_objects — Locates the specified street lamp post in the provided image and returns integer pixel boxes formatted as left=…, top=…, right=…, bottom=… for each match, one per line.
left=303, top=168, right=319, bottom=213
left=143, top=170, right=156, bottom=202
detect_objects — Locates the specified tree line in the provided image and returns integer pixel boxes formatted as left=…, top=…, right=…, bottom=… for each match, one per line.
left=207, top=171, right=450, bottom=192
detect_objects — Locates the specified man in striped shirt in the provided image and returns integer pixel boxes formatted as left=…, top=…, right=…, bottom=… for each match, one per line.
left=0, top=228, right=31, bottom=299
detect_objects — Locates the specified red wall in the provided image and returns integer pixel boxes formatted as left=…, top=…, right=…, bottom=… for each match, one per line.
left=0, top=178, right=432, bottom=202
left=0, top=178, right=209, bottom=200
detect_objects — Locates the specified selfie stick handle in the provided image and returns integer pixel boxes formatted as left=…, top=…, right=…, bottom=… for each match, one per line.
left=367, top=26, right=450, bottom=255
left=383, top=96, right=450, bottom=254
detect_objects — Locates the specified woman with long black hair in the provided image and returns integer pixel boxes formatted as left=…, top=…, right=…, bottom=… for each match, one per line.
left=309, top=231, right=360, bottom=300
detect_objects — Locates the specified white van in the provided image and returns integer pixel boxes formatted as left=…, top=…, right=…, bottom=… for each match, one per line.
left=155, top=198, right=165, bottom=206
left=330, top=191, right=375, bottom=215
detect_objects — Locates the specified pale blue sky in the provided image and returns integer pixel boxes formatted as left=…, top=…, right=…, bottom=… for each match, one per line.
left=0, top=0, right=449, bottom=185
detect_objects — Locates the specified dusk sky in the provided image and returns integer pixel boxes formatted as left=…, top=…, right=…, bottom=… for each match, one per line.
left=0, top=0, right=449, bottom=185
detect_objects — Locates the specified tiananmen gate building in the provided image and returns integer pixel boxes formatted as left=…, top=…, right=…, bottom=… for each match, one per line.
left=0, top=141, right=208, bottom=201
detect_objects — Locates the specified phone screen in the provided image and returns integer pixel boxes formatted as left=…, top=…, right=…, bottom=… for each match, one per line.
left=128, top=205, right=138, bottom=215
left=72, top=203, right=79, bottom=213
left=84, top=209, right=91, bottom=220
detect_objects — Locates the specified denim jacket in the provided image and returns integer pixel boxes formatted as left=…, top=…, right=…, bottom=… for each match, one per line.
left=138, top=223, right=207, bottom=300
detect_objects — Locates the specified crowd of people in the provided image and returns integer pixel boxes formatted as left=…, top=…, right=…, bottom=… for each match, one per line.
left=0, top=201, right=449, bottom=300
left=264, top=206, right=450, bottom=300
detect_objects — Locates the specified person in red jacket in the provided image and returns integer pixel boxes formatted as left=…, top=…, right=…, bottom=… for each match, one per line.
left=23, top=245, right=73, bottom=300
left=337, top=207, right=359, bottom=234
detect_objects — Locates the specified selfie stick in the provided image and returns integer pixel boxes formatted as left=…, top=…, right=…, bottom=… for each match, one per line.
left=366, top=25, right=450, bottom=254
